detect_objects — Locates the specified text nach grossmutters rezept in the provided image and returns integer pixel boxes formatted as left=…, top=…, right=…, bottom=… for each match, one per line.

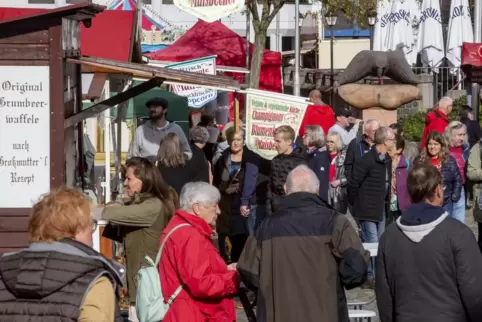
left=0, top=80, right=48, bottom=185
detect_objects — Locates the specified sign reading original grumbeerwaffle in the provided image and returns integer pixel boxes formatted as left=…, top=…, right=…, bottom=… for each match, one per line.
left=173, top=0, right=245, bottom=22
left=245, top=89, right=309, bottom=160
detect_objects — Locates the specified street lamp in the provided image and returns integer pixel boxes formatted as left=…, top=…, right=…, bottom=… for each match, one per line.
left=368, top=11, right=377, bottom=51
left=326, top=13, right=337, bottom=106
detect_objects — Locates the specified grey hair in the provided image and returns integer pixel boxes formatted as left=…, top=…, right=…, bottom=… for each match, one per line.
left=285, top=165, right=320, bottom=195
left=437, top=96, right=453, bottom=110
left=363, top=119, right=380, bottom=133
left=403, top=141, right=420, bottom=162
left=444, top=121, right=467, bottom=147
left=180, top=182, right=221, bottom=211
left=304, top=125, right=325, bottom=148
left=326, top=131, right=343, bottom=151
left=374, top=126, right=394, bottom=145
left=190, top=126, right=210, bottom=144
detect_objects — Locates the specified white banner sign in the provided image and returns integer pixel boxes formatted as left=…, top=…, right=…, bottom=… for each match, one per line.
left=0, top=66, right=50, bottom=208
left=245, top=89, right=309, bottom=160
left=167, top=56, right=218, bottom=108
left=173, top=0, right=245, bottom=22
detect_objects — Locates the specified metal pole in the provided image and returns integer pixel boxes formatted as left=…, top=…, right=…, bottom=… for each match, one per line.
left=472, top=0, right=482, bottom=121
left=294, top=0, right=301, bottom=96
left=276, top=12, right=280, bottom=51
left=370, top=26, right=374, bottom=51
left=330, top=26, right=334, bottom=105
left=246, top=8, right=251, bottom=85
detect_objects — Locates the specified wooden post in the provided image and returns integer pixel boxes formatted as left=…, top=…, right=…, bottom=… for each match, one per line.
left=234, top=97, right=240, bottom=134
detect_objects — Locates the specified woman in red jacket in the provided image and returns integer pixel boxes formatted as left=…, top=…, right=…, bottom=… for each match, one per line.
left=159, top=181, right=239, bottom=322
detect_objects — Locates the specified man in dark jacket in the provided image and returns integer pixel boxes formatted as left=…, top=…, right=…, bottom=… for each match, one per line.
left=267, top=125, right=306, bottom=214
left=348, top=126, right=395, bottom=286
left=376, top=163, right=482, bottom=322
left=344, top=119, right=380, bottom=181
left=460, top=105, right=482, bottom=148
left=238, top=165, right=369, bottom=322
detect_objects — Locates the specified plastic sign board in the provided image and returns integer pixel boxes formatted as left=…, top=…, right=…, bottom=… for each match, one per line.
left=173, top=0, right=245, bottom=23
left=245, top=89, right=309, bottom=160
left=0, top=66, right=51, bottom=208
left=166, top=56, right=218, bottom=108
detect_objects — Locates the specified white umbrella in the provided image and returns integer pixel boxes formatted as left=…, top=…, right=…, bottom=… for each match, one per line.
left=385, top=0, right=417, bottom=65
left=446, top=0, right=474, bottom=67
left=373, top=0, right=391, bottom=51
left=416, top=0, right=444, bottom=71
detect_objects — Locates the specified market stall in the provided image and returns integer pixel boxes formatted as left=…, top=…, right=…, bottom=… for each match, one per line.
left=0, top=3, right=240, bottom=255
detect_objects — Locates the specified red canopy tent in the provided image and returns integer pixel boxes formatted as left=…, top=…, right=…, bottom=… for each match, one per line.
left=462, top=42, right=482, bottom=84
left=147, top=20, right=283, bottom=94
left=0, top=8, right=136, bottom=61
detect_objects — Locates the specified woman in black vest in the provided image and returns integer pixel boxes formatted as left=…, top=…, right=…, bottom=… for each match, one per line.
left=0, top=187, right=124, bottom=321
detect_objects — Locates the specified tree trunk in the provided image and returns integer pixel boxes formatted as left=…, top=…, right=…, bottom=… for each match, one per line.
left=249, top=29, right=267, bottom=89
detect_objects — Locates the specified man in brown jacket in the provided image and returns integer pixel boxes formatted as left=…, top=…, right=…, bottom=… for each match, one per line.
left=237, top=165, right=369, bottom=322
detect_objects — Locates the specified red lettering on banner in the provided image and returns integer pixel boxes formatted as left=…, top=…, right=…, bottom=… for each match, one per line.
left=256, top=139, right=277, bottom=150
left=251, top=110, right=284, bottom=122
left=190, top=0, right=235, bottom=7
left=251, top=124, right=276, bottom=137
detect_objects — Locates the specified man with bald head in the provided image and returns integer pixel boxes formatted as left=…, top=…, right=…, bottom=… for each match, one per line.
left=421, top=96, right=453, bottom=147
left=237, top=165, right=369, bottom=322
left=298, top=89, right=335, bottom=140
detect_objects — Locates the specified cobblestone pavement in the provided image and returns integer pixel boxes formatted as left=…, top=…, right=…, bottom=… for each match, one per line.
left=236, top=210, right=478, bottom=322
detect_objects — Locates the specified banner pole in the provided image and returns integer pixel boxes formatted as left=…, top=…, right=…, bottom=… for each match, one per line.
left=235, top=97, right=240, bottom=134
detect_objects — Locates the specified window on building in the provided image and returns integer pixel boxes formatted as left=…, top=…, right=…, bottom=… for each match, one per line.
left=282, top=36, right=293, bottom=52
left=265, top=36, right=270, bottom=50
left=162, top=0, right=174, bottom=3
left=28, top=0, right=55, bottom=3
left=144, top=0, right=152, bottom=3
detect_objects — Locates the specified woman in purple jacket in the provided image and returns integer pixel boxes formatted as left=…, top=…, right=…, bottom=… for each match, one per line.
left=388, top=135, right=411, bottom=223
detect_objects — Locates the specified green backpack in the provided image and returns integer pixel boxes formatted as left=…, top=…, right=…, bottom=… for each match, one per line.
left=136, top=223, right=190, bottom=322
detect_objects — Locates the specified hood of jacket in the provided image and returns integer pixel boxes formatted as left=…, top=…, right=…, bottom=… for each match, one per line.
left=425, top=110, right=448, bottom=125
left=396, top=203, right=448, bottom=243
left=0, top=240, right=125, bottom=299
left=144, top=119, right=177, bottom=132
left=288, top=146, right=306, bottom=160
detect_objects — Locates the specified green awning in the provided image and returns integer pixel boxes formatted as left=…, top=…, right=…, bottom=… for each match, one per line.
left=82, top=82, right=189, bottom=136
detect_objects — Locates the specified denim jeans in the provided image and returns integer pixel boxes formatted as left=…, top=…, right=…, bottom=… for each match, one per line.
left=451, top=187, right=466, bottom=223
left=359, top=212, right=386, bottom=278
left=247, top=204, right=267, bottom=235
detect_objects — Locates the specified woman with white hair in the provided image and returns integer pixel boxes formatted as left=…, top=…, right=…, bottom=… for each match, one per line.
left=326, top=131, right=348, bottom=213
left=159, top=182, right=239, bottom=322
left=444, top=121, right=470, bottom=223
left=302, top=125, right=331, bottom=202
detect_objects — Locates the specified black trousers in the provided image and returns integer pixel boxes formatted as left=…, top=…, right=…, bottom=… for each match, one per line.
left=230, top=234, right=248, bottom=263
left=478, top=223, right=482, bottom=253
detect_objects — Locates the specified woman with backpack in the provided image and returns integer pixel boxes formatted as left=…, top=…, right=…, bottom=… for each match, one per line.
left=158, top=182, right=239, bottom=322
left=102, top=157, right=177, bottom=322
left=388, top=135, right=411, bottom=223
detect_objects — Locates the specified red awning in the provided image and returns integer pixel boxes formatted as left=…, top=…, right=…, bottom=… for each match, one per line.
left=0, top=7, right=135, bottom=62
left=461, top=42, right=482, bottom=84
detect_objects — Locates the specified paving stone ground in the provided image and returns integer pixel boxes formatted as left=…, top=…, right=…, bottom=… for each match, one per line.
left=236, top=210, right=477, bottom=322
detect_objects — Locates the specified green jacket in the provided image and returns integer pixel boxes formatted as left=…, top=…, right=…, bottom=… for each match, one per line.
left=467, top=142, right=482, bottom=222
left=102, top=193, right=169, bottom=304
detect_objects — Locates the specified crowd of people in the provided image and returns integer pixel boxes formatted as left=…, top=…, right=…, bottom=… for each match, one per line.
left=2, top=92, right=482, bottom=322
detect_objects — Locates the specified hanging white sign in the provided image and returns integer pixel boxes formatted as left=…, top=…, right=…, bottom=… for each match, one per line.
left=0, top=66, right=51, bottom=208
left=167, top=56, right=218, bottom=108
left=173, top=0, right=245, bottom=23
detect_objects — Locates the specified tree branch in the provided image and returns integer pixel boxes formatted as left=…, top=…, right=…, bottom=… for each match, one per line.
left=246, top=0, right=260, bottom=25
left=267, top=1, right=285, bottom=23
